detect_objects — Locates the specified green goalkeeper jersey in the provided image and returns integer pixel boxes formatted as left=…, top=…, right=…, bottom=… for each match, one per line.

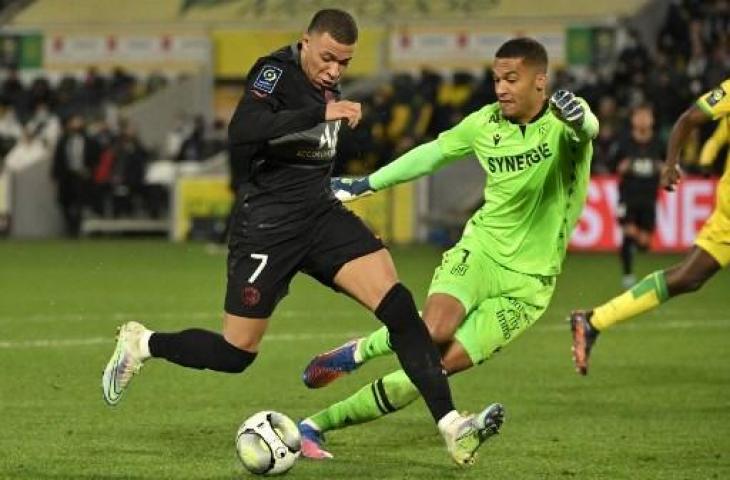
left=436, top=101, right=593, bottom=276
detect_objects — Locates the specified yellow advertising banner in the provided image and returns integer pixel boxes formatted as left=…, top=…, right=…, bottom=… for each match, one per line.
left=345, top=182, right=415, bottom=244
left=174, top=175, right=233, bottom=241
left=174, top=175, right=415, bottom=243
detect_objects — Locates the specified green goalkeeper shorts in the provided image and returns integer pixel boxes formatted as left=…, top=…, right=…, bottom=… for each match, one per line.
left=428, top=236, right=555, bottom=364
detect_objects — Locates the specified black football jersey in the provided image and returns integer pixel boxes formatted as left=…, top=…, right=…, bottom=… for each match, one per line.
left=228, top=44, right=343, bottom=219
left=614, top=134, right=664, bottom=203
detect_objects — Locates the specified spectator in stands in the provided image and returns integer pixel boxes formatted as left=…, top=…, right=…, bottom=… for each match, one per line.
left=109, top=66, right=136, bottom=104
left=0, top=100, right=21, bottom=157
left=109, top=123, right=148, bottom=217
left=51, top=114, right=99, bottom=236
left=177, top=114, right=206, bottom=162
left=164, top=112, right=190, bottom=160
left=613, top=104, right=664, bottom=288
left=82, top=67, right=106, bottom=107
left=704, top=44, right=729, bottom=90
left=26, top=101, right=61, bottom=151
left=1, top=68, right=26, bottom=115
left=657, top=0, right=693, bottom=63
left=86, top=119, right=117, bottom=215
left=615, top=28, right=651, bottom=86
left=56, top=75, right=81, bottom=121
left=647, top=54, right=689, bottom=137
left=28, top=76, right=53, bottom=112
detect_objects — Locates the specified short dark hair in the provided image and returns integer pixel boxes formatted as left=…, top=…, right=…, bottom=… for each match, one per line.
left=495, top=37, right=548, bottom=71
left=307, top=9, right=358, bottom=44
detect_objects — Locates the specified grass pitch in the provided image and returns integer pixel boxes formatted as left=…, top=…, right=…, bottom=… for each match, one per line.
left=1, top=240, right=728, bottom=479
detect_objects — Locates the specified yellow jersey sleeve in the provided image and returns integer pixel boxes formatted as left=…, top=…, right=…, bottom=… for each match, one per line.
left=699, top=117, right=728, bottom=168
left=696, top=78, right=730, bottom=120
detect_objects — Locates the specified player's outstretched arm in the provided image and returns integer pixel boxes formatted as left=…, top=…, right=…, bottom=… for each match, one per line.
left=331, top=140, right=456, bottom=202
left=549, top=90, right=599, bottom=142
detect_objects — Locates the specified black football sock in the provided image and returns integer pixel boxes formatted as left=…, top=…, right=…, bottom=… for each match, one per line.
left=621, top=236, right=635, bottom=276
left=149, top=329, right=256, bottom=373
left=374, top=283, right=455, bottom=422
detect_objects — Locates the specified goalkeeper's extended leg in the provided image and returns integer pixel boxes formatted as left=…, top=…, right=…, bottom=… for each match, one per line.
left=300, top=369, right=419, bottom=459
left=300, top=366, right=505, bottom=464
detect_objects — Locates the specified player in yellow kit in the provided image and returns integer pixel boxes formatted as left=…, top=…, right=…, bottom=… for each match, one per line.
left=570, top=78, right=730, bottom=375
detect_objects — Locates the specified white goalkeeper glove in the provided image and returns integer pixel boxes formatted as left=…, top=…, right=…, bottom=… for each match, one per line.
left=549, top=90, right=585, bottom=128
left=330, top=176, right=374, bottom=203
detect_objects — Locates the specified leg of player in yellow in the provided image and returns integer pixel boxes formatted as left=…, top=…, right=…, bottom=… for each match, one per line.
left=571, top=79, right=730, bottom=375
left=570, top=241, right=727, bottom=375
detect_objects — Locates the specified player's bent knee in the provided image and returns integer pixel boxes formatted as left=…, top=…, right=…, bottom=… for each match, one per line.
left=374, top=283, right=417, bottom=331
left=422, top=294, right=465, bottom=345
left=427, top=322, right=456, bottom=345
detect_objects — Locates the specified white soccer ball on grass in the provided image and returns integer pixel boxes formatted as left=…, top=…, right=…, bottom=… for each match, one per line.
left=236, top=410, right=301, bottom=476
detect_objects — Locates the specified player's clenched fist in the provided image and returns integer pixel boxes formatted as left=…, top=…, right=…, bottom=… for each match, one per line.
left=326, top=100, right=362, bottom=128
left=660, top=163, right=682, bottom=191
left=549, top=90, right=584, bottom=128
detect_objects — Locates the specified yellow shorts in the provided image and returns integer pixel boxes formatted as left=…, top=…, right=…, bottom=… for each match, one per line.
left=695, top=181, right=730, bottom=267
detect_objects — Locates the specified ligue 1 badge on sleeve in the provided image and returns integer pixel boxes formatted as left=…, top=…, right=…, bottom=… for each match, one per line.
left=253, top=65, right=283, bottom=94
left=706, top=86, right=726, bottom=107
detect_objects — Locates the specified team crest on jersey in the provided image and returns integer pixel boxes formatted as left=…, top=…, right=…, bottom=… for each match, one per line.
left=242, top=286, right=261, bottom=307
left=706, top=86, right=726, bottom=107
left=253, top=65, right=283, bottom=94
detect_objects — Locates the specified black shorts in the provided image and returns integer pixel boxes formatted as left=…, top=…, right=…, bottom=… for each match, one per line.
left=224, top=201, right=384, bottom=318
left=617, top=200, right=656, bottom=231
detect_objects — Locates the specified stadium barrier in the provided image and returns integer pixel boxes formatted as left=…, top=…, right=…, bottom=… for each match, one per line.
left=171, top=172, right=418, bottom=244
left=570, top=175, right=718, bottom=252
left=3, top=158, right=64, bottom=238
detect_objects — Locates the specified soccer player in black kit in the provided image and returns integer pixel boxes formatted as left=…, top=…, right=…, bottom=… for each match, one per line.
left=613, top=104, right=664, bottom=288
left=101, top=9, right=500, bottom=465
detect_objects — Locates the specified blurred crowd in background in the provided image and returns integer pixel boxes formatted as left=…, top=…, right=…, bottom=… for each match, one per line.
left=0, top=66, right=225, bottom=235
left=0, top=0, right=727, bottom=237
left=336, top=0, right=729, bottom=176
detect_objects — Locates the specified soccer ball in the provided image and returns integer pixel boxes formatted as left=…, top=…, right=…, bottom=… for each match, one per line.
left=236, top=410, right=301, bottom=476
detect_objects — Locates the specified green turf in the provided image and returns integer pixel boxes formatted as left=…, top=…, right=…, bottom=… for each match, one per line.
left=1, top=240, right=728, bottom=479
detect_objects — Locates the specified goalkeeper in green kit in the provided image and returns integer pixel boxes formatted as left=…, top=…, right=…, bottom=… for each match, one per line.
left=299, top=37, right=599, bottom=461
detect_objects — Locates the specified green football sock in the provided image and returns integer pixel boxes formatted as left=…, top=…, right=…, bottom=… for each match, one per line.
left=356, top=326, right=393, bottom=363
left=307, top=370, right=419, bottom=433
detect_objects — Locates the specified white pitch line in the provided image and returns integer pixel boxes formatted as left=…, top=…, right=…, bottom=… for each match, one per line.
left=0, top=331, right=368, bottom=349
left=0, top=320, right=727, bottom=350
left=0, top=307, right=723, bottom=324
left=0, top=309, right=361, bottom=324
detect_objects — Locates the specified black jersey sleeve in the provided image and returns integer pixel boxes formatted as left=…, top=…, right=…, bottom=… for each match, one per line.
left=228, top=60, right=326, bottom=146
